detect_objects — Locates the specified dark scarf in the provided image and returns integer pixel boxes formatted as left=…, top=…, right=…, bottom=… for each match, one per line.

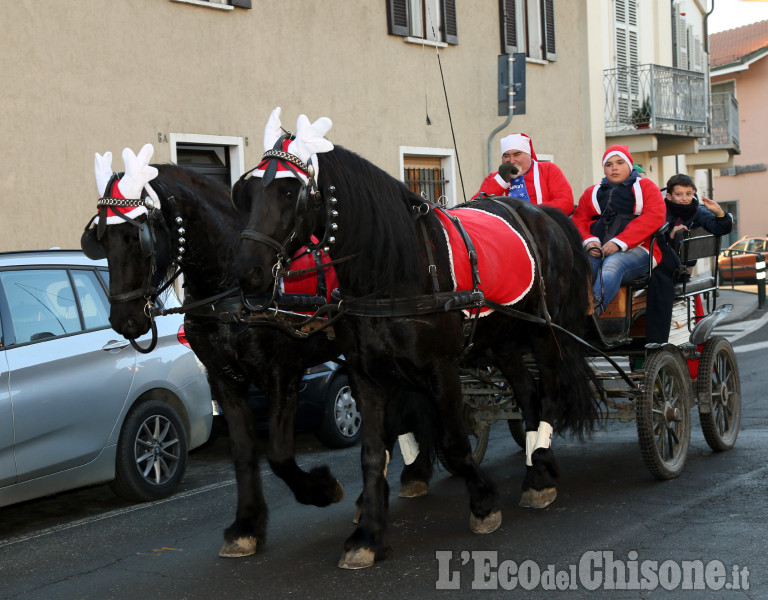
left=665, top=197, right=699, bottom=223
left=591, top=170, right=641, bottom=243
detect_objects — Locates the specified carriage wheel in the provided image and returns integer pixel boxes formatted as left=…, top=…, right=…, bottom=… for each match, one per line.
left=697, top=336, right=741, bottom=452
left=507, top=419, right=526, bottom=449
left=436, top=404, right=490, bottom=476
left=636, top=349, right=692, bottom=480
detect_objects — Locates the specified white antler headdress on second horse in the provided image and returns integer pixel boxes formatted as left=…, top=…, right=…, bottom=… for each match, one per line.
left=250, top=106, right=334, bottom=190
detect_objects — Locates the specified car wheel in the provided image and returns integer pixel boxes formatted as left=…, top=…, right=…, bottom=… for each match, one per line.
left=315, top=376, right=362, bottom=448
left=110, top=398, right=188, bottom=502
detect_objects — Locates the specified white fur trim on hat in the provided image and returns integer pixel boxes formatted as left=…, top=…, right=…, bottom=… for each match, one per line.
left=500, top=134, right=531, bottom=156
left=602, top=149, right=632, bottom=166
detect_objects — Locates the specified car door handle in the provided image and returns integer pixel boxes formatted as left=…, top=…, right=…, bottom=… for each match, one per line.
left=102, top=339, right=131, bottom=351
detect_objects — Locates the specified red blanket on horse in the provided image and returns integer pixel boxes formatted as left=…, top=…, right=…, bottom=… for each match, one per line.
left=435, top=207, right=535, bottom=315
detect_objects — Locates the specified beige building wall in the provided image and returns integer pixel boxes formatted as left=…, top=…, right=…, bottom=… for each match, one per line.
left=711, top=56, right=768, bottom=238
left=1, top=0, right=589, bottom=252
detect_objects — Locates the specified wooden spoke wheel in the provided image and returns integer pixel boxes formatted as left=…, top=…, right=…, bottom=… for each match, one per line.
left=636, top=349, right=692, bottom=480
left=696, top=336, right=741, bottom=452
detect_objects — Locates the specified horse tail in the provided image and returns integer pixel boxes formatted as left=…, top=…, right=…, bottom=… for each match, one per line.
left=540, top=206, right=602, bottom=438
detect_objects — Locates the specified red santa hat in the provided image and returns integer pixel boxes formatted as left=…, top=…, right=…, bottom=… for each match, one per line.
left=94, top=144, right=159, bottom=225
left=499, top=133, right=538, bottom=160
left=602, top=144, right=633, bottom=167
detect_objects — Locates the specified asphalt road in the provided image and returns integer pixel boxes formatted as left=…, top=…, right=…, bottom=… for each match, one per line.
left=1, top=310, right=767, bottom=599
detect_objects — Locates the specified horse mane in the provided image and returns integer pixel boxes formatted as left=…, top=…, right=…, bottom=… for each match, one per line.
left=149, top=164, right=242, bottom=294
left=317, top=145, right=428, bottom=295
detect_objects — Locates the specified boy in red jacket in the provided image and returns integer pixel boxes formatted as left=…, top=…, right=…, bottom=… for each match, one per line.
left=473, top=133, right=574, bottom=215
left=572, top=145, right=666, bottom=315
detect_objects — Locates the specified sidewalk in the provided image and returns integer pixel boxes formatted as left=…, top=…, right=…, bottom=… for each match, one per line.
left=716, top=287, right=763, bottom=324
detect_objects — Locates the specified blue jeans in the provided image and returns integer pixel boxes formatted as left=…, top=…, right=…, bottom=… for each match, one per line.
left=590, top=246, right=650, bottom=315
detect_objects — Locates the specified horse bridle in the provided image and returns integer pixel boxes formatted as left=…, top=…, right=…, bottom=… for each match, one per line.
left=237, top=146, right=339, bottom=312
left=81, top=175, right=184, bottom=353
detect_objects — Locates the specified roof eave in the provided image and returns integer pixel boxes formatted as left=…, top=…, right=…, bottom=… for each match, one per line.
left=711, top=46, right=768, bottom=76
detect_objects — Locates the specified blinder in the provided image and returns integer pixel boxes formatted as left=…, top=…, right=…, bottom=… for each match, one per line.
left=80, top=205, right=156, bottom=260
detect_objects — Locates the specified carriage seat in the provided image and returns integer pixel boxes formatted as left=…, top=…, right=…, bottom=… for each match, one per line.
left=672, top=228, right=720, bottom=299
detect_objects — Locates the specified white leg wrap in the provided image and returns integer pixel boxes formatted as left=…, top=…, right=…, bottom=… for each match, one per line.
left=383, top=450, right=390, bottom=477
left=525, top=431, right=538, bottom=467
left=397, top=433, right=420, bottom=465
left=533, top=422, right=553, bottom=453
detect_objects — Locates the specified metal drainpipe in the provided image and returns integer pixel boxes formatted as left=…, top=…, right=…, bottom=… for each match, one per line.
left=487, top=56, right=516, bottom=174
left=705, top=1, right=716, bottom=198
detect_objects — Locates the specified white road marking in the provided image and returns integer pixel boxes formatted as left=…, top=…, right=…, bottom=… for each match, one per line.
left=733, top=340, right=768, bottom=354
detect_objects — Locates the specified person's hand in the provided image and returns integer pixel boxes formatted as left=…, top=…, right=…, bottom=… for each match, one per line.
left=498, top=162, right=518, bottom=183
left=701, top=195, right=726, bottom=217
left=671, top=224, right=688, bottom=237
left=602, top=241, right=621, bottom=256
left=586, top=241, right=602, bottom=258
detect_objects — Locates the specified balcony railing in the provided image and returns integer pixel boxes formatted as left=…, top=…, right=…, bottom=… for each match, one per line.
left=702, top=92, right=740, bottom=151
left=604, top=64, right=707, bottom=135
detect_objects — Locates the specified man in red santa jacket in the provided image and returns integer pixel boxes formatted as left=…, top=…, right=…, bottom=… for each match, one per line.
left=472, top=133, right=574, bottom=215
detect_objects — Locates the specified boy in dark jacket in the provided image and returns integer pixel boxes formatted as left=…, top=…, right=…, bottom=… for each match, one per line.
left=664, top=174, right=733, bottom=244
left=645, top=174, right=733, bottom=343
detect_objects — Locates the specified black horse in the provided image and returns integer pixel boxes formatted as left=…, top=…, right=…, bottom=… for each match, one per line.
left=233, top=142, right=599, bottom=569
left=82, top=163, right=432, bottom=558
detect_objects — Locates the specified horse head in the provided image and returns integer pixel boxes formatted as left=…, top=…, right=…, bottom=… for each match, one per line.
left=233, top=108, right=335, bottom=297
left=81, top=145, right=175, bottom=340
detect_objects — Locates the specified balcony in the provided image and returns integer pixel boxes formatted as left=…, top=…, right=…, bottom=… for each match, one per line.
left=702, top=92, right=740, bottom=153
left=603, top=64, right=707, bottom=137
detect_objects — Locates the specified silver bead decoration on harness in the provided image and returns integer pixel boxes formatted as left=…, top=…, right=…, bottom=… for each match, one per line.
left=175, top=217, right=186, bottom=263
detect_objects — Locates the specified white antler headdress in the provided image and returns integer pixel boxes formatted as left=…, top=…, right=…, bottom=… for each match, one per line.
left=93, top=143, right=160, bottom=225
left=252, top=108, right=333, bottom=187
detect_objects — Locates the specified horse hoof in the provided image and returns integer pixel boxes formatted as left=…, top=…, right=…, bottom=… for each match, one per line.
left=352, top=507, right=361, bottom=524
left=398, top=480, right=428, bottom=498
left=218, top=536, right=258, bottom=558
left=519, top=487, right=557, bottom=509
left=333, top=480, right=345, bottom=503
left=338, top=547, right=375, bottom=569
left=469, top=510, right=502, bottom=534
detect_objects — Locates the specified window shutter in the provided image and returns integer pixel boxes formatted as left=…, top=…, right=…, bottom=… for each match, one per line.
left=441, top=0, right=458, bottom=45
left=614, top=0, right=640, bottom=122
left=693, top=34, right=704, bottom=72
left=500, top=0, right=519, bottom=54
left=540, top=0, right=556, bottom=61
left=673, top=2, right=689, bottom=69
left=229, top=0, right=251, bottom=7
left=387, top=0, right=410, bottom=37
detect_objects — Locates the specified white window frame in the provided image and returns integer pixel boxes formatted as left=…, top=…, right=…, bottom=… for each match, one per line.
left=170, top=0, right=234, bottom=11
left=169, top=133, right=245, bottom=185
left=399, top=146, right=457, bottom=207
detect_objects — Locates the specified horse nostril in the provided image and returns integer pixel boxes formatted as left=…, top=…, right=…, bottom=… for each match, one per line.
left=238, top=264, right=267, bottom=294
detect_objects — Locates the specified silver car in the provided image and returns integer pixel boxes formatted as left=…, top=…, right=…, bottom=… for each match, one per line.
left=0, top=249, right=213, bottom=508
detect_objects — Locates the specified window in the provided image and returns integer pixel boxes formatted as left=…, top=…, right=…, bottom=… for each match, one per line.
left=387, top=0, right=458, bottom=45
left=671, top=2, right=704, bottom=72
left=500, top=0, right=556, bottom=61
left=170, top=0, right=250, bottom=9
left=170, top=134, right=246, bottom=187
left=176, top=144, right=232, bottom=187
left=400, top=147, right=457, bottom=206
left=0, top=270, right=82, bottom=344
left=71, top=270, right=111, bottom=331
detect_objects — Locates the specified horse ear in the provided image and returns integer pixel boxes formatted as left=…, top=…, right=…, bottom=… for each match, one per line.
left=231, top=176, right=250, bottom=213
left=263, top=106, right=283, bottom=151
